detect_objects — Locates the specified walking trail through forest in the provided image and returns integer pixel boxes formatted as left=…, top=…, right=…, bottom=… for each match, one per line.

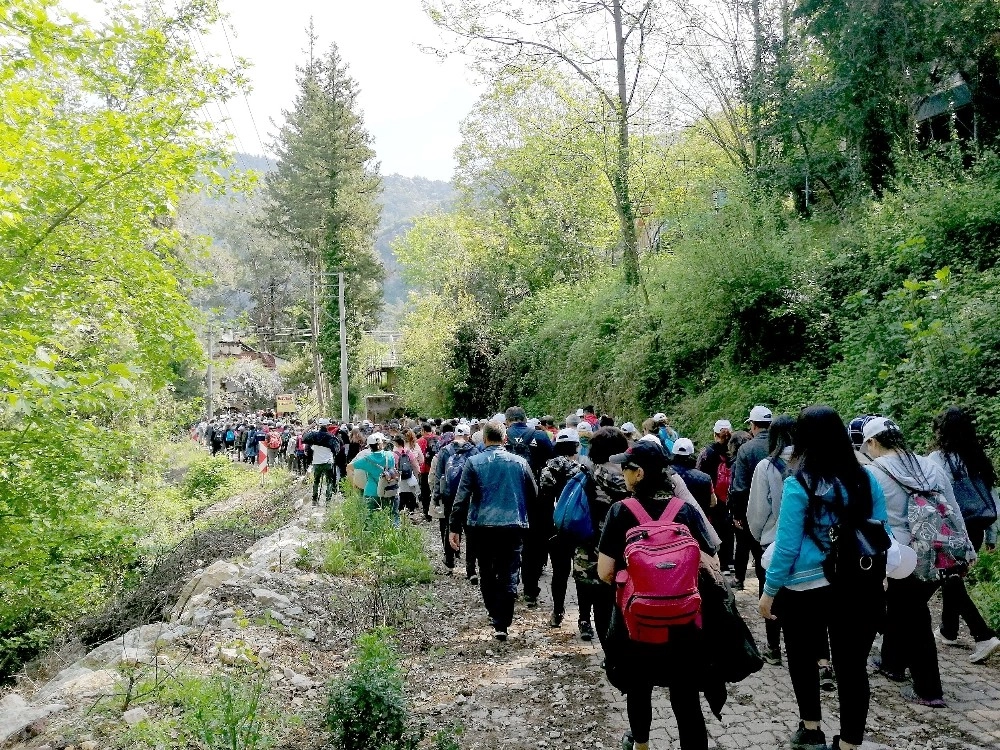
left=4, top=483, right=999, bottom=750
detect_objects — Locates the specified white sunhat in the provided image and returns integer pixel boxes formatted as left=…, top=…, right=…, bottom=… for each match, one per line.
left=746, top=405, right=773, bottom=423
left=672, top=437, right=695, bottom=456
left=555, top=428, right=580, bottom=443
left=862, top=416, right=901, bottom=443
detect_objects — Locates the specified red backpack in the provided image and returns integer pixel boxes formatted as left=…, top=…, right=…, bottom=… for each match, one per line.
left=714, top=459, right=732, bottom=504
left=615, top=497, right=702, bottom=644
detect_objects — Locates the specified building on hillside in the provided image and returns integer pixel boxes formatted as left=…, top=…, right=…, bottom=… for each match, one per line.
left=214, top=330, right=290, bottom=370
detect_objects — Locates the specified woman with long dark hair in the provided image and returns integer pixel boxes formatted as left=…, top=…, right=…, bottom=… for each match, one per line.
left=597, top=441, right=717, bottom=750
left=864, top=416, right=971, bottom=707
left=927, top=406, right=1000, bottom=664
left=759, top=406, right=888, bottom=750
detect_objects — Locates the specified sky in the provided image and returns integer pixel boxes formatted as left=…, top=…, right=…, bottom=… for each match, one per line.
left=66, top=0, right=483, bottom=181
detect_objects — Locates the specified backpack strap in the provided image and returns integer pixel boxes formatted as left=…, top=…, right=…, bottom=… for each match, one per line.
left=659, top=496, right=686, bottom=524
left=622, top=497, right=653, bottom=525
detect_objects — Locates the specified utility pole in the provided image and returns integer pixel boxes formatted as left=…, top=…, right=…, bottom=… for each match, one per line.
left=339, top=271, right=349, bottom=422
left=206, top=324, right=214, bottom=421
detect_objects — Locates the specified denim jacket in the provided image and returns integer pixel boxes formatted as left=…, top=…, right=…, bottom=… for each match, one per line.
left=450, top=445, right=537, bottom=532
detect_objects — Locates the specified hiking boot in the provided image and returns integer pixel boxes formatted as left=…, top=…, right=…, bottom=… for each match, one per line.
left=789, top=721, right=827, bottom=749
left=493, top=627, right=508, bottom=642
left=819, top=665, right=836, bottom=692
left=900, top=685, right=945, bottom=708
left=621, top=731, right=634, bottom=750
left=579, top=620, right=594, bottom=641
left=762, top=647, right=782, bottom=666
left=934, top=627, right=959, bottom=647
left=524, top=595, right=539, bottom=608
left=868, top=655, right=905, bottom=682
left=970, top=636, right=1000, bottom=664
left=549, top=611, right=564, bottom=628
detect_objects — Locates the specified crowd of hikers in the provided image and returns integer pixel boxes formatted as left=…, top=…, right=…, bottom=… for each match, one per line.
left=195, top=404, right=999, bottom=750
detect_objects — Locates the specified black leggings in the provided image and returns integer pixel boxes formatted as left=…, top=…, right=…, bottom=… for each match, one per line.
left=626, top=684, right=706, bottom=748
left=779, top=585, right=880, bottom=746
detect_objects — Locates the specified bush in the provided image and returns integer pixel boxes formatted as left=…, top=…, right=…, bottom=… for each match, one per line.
left=323, top=484, right=433, bottom=587
left=325, top=629, right=422, bottom=750
left=969, top=548, right=1000, bottom=631
left=182, top=455, right=252, bottom=502
left=122, top=668, right=288, bottom=750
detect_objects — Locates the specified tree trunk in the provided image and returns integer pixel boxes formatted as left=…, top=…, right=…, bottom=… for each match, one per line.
left=612, top=0, right=640, bottom=287
left=310, top=255, right=325, bottom=412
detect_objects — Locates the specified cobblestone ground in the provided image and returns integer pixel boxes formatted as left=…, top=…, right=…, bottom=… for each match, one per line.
left=417, top=526, right=999, bottom=750
left=599, top=573, right=1000, bottom=750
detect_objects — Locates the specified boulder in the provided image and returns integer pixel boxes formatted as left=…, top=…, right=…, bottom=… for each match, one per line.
left=170, top=561, right=240, bottom=620
left=219, top=648, right=239, bottom=666
left=252, top=588, right=291, bottom=609
left=122, top=707, right=149, bottom=726
left=0, top=693, right=68, bottom=745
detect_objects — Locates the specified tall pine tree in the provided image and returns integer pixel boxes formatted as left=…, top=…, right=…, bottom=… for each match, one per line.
left=264, top=23, right=383, bottom=410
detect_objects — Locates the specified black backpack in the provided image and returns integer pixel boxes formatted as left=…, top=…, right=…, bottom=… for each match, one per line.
left=945, top=454, right=998, bottom=524
left=425, top=435, right=440, bottom=464
left=398, top=451, right=414, bottom=481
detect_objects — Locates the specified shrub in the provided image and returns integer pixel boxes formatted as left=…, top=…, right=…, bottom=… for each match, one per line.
left=122, top=668, right=287, bottom=750
left=181, top=455, right=250, bottom=502
left=323, top=484, right=433, bottom=587
left=325, top=629, right=422, bottom=750
left=969, top=548, right=1000, bottom=631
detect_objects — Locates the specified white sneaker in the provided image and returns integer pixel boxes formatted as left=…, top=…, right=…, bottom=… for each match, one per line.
left=934, top=627, right=959, bottom=647
left=970, top=636, right=1000, bottom=664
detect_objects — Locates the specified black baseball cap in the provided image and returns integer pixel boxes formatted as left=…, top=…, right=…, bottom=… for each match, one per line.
left=609, top=441, right=668, bottom=474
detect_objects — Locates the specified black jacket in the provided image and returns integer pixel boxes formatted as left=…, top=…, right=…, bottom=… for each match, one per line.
left=729, top=430, right=769, bottom=520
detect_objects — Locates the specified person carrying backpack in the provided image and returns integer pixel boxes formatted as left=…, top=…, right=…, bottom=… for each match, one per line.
left=596, top=441, right=718, bottom=750
left=542, top=429, right=584, bottom=629
left=353, top=433, right=398, bottom=516
left=505, top=406, right=554, bottom=607
left=419, top=422, right=441, bottom=522
left=437, top=424, right=477, bottom=576
left=864, top=416, right=974, bottom=708
left=697, top=419, right=735, bottom=573
left=759, top=407, right=890, bottom=750
left=926, top=406, right=1000, bottom=664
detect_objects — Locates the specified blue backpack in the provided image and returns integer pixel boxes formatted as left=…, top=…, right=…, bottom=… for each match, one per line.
left=553, top=470, right=593, bottom=543
left=444, top=448, right=473, bottom=499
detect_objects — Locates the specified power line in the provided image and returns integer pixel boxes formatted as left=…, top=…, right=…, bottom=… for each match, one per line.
left=221, top=19, right=269, bottom=157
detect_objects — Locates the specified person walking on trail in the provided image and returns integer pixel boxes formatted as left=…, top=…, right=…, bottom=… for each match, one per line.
left=652, top=412, right=679, bottom=453
left=864, top=416, right=973, bottom=708
left=244, top=424, right=263, bottom=464
left=729, top=406, right=773, bottom=590
left=597, top=440, right=717, bottom=750
left=418, top=422, right=441, bottom=521
left=541, top=429, right=584, bottom=629
left=505, top=406, right=554, bottom=607
left=450, top=422, right=537, bottom=642
left=303, top=418, right=339, bottom=506
left=436, top=424, right=477, bottom=577
left=759, top=406, right=890, bottom=750
left=671, top=438, right=714, bottom=516
left=352, top=432, right=398, bottom=514
left=926, top=406, right=1000, bottom=664
left=746, top=415, right=799, bottom=670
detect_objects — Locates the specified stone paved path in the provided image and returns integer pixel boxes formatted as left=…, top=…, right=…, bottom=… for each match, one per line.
left=599, top=574, right=1000, bottom=750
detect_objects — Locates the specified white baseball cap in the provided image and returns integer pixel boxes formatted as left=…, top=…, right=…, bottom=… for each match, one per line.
left=746, top=406, right=773, bottom=423
left=576, top=421, right=593, bottom=435
left=620, top=421, right=638, bottom=435
left=652, top=412, right=667, bottom=423
left=862, top=416, right=900, bottom=443
left=491, top=413, right=507, bottom=425
left=576, top=408, right=585, bottom=417
left=455, top=424, right=471, bottom=437
left=713, top=419, right=733, bottom=434
left=556, top=428, right=579, bottom=443
left=366, top=432, right=385, bottom=446
left=672, top=437, right=695, bottom=456
left=886, top=542, right=917, bottom=579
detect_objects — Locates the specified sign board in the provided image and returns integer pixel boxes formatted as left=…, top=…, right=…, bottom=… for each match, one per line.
left=275, top=394, right=297, bottom=414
